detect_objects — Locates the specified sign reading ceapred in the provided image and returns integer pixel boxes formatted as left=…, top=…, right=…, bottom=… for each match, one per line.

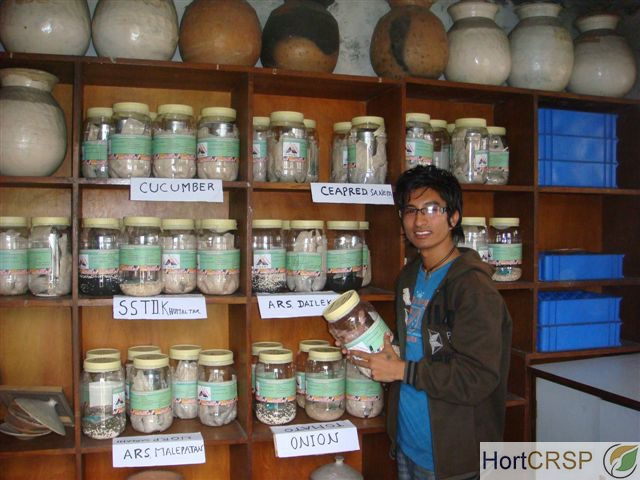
left=310, top=183, right=394, bottom=205
left=130, top=178, right=223, bottom=202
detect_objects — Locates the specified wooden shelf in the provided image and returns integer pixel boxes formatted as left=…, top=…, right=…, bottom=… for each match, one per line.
left=527, top=341, right=640, bottom=363
left=0, top=176, right=73, bottom=187
left=538, top=186, right=640, bottom=196
left=0, top=427, right=75, bottom=458
left=78, top=292, right=249, bottom=307
left=0, top=294, right=73, bottom=308
left=536, top=278, right=640, bottom=289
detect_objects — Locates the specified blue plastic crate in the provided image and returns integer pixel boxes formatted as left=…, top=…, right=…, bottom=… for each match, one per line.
left=538, top=252, right=624, bottom=281
left=538, top=108, right=618, bottom=138
left=538, top=291, right=621, bottom=326
left=537, top=321, right=621, bottom=352
left=538, top=134, right=618, bottom=163
left=538, top=159, right=618, bottom=188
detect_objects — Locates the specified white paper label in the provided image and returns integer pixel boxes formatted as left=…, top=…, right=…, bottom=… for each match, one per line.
left=112, top=432, right=205, bottom=468
left=270, top=420, right=360, bottom=458
left=113, top=295, right=207, bottom=320
left=257, top=292, right=339, bottom=319
left=130, top=178, right=223, bottom=203
left=310, top=183, right=394, bottom=205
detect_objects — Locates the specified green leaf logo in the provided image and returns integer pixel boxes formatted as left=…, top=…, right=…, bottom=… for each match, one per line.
left=604, top=444, right=639, bottom=479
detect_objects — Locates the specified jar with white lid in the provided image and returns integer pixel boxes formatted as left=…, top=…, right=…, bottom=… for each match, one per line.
left=251, top=341, right=283, bottom=401
left=405, top=113, right=434, bottom=171
left=452, top=118, right=489, bottom=184
left=0, top=216, right=29, bottom=296
left=326, top=221, right=363, bottom=293
left=488, top=217, right=522, bottom=282
left=253, top=116, right=270, bottom=182
left=252, top=219, right=287, bottom=293
left=86, top=348, right=121, bottom=361
left=82, top=107, right=113, bottom=178
left=304, top=118, right=319, bottom=183
left=197, top=349, right=238, bottom=427
left=459, top=217, right=489, bottom=262
left=129, top=353, right=173, bottom=433
left=486, top=126, right=509, bottom=185
left=295, top=339, right=330, bottom=408
left=255, top=349, right=296, bottom=425
left=81, top=357, right=126, bottom=440
left=125, top=345, right=162, bottom=416
left=108, top=102, right=152, bottom=178
left=305, top=347, right=345, bottom=421
left=79, top=217, right=121, bottom=296
left=160, top=218, right=197, bottom=294
left=28, top=216, right=71, bottom=297
left=152, top=103, right=197, bottom=179
left=268, top=111, right=308, bottom=183
left=430, top=119, right=451, bottom=171
left=330, top=121, right=351, bottom=183
left=197, top=219, right=240, bottom=295
left=348, top=116, right=387, bottom=184
left=286, top=220, right=327, bottom=292
left=197, top=107, right=240, bottom=181
left=119, top=216, right=162, bottom=297
left=346, top=361, right=383, bottom=418
left=169, top=344, right=201, bottom=419
left=358, top=221, right=371, bottom=287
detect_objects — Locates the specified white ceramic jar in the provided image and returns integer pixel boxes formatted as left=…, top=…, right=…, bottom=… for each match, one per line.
left=568, top=14, right=637, bottom=98
left=508, top=2, right=573, bottom=92
left=445, top=1, right=511, bottom=86
left=0, top=0, right=91, bottom=55
left=91, top=0, right=178, bottom=61
left=0, top=68, right=67, bottom=177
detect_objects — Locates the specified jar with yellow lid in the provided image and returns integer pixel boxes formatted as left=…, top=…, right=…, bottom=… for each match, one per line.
left=169, top=344, right=201, bottom=419
left=79, top=217, right=121, bottom=296
left=129, top=353, right=173, bottom=433
left=488, top=217, right=522, bottom=282
left=330, top=121, right=351, bottom=183
left=109, top=102, right=152, bottom=178
left=252, top=219, right=287, bottom=293
left=253, top=116, right=270, bottom=182
left=251, top=341, right=283, bottom=401
left=486, top=126, right=509, bottom=185
left=405, top=113, right=434, bottom=171
left=268, top=111, right=308, bottom=183
left=160, top=218, right=197, bottom=294
left=325, top=221, right=363, bottom=292
left=152, top=103, right=196, bottom=179
left=81, top=357, right=126, bottom=439
left=451, top=117, right=489, bottom=184
left=255, top=349, right=296, bottom=425
left=430, top=119, right=451, bottom=171
left=304, top=118, right=319, bottom=183
left=119, top=216, right=162, bottom=297
left=459, top=217, right=489, bottom=262
left=82, top=107, right=113, bottom=178
left=197, top=219, right=240, bottom=295
left=28, top=216, right=71, bottom=297
left=0, top=216, right=29, bottom=296
left=125, top=345, right=162, bottom=416
left=197, top=107, right=240, bottom=181
left=348, top=116, right=387, bottom=184
left=358, top=221, right=371, bottom=287
left=305, top=347, right=345, bottom=421
left=295, top=339, right=331, bottom=408
left=346, top=361, right=383, bottom=418
left=197, top=349, right=238, bottom=426
left=286, top=220, right=327, bottom=292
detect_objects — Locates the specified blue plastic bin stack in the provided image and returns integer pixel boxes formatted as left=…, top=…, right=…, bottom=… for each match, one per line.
left=539, top=251, right=624, bottom=281
left=538, top=108, right=618, bottom=188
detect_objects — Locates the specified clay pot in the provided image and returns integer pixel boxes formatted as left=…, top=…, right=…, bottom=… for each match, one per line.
left=179, top=0, right=261, bottom=66
left=370, top=0, right=448, bottom=79
left=261, top=0, right=340, bottom=73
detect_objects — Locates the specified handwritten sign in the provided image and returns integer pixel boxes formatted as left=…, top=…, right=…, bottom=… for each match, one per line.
left=257, top=292, right=339, bottom=319
left=310, top=183, right=394, bottom=205
left=113, top=295, right=207, bottom=320
left=130, top=178, right=223, bottom=203
left=271, top=420, right=360, bottom=458
left=112, top=432, right=205, bottom=468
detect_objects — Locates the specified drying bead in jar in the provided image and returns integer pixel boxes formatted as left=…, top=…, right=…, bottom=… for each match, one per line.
left=28, top=217, right=72, bottom=297
left=108, top=102, right=152, bottom=178
left=305, top=347, right=345, bottom=422
left=346, top=361, right=383, bottom=419
left=405, top=113, right=434, bottom=170
left=197, top=349, right=238, bottom=427
left=125, top=345, right=162, bottom=416
left=348, top=116, right=387, bottom=184
left=268, top=111, right=308, bottom=183
left=129, top=353, right=173, bottom=434
left=304, top=118, right=319, bottom=183
left=252, top=219, right=287, bottom=293
left=330, top=121, right=351, bottom=183
left=119, top=216, right=162, bottom=297
left=255, top=349, right=296, bottom=425
left=459, top=217, right=489, bottom=262
left=430, top=119, right=451, bottom=172
left=486, top=126, right=509, bottom=185
left=451, top=118, right=489, bottom=184
left=253, top=116, right=270, bottom=182
left=82, top=107, right=113, bottom=178
left=169, top=344, right=201, bottom=420
left=79, top=218, right=121, bottom=296
left=160, top=218, right=197, bottom=294
left=81, top=357, right=126, bottom=440
left=152, top=104, right=197, bottom=179
left=325, top=221, right=363, bottom=293
left=0, top=216, right=29, bottom=296
left=286, top=220, right=327, bottom=292
left=197, top=219, right=240, bottom=295
left=358, top=221, right=372, bottom=287
left=197, top=107, right=240, bottom=181
left=295, top=339, right=330, bottom=408
left=488, top=217, right=522, bottom=282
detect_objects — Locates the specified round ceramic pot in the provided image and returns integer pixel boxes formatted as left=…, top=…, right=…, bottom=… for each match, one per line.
left=508, top=2, right=573, bottom=91
left=179, top=0, right=261, bottom=66
left=261, top=0, right=340, bottom=73
left=0, top=0, right=91, bottom=55
left=568, top=14, right=637, bottom=98
left=445, top=1, right=510, bottom=85
left=370, top=0, right=448, bottom=79
left=92, top=0, right=178, bottom=61
left=0, top=68, right=67, bottom=177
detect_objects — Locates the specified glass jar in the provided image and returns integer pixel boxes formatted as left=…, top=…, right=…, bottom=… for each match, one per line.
left=0, top=216, right=29, bottom=296
left=330, top=121, right=351, bottom=183
left=405, top=112, right=433, bottom=170
left=82, top=107, right=113, bottom=178
left=267, top=111, right=308, bottom=183
left=129, top=353, right=173, bottom=433
left=358, top=221, right=371, bottom=287
left=304, top=118, right=319, bottom=183
left=197, top=349, right=238, bottom=427
left=486, top=126, right=509, bottom=185
left=286, top=220, right=327, bottom=292
left=325, top=221, right=363, bottom=293
left=196, top=107, right=240, bottom=181
left=348, top=116, right=387, bottom=184
left=160, top=218, right=197, bottom=294
left=447, top=123, right=456, bottom=135
left=251, top=341, right=283, bottom=401
left=459, top=217, right=489, bottom=262
left=28, top=216, right=72, bottom=297
left=305, top=347, right=345, bottom=421
left=196, top=219, right=240, bottom=295
left=108, top=102, right=152, bottom=178
left=488, top=217, right=522, bottom=282
left=253, top=116, right=270, bottom=182
left=119, top=216, right=162, bottom=297
left=152, top=103, right=197, bottom=179
left=252, top=219, right=287, bottom=293
left=452, top=118, right=489, bottom=184
left=255, top=349, right=296, bottom=425
left=125, top=345, right=162, bottom=416
left=295, top=339, right=330, bottom=408
left=86, top=348, right=121, bottom=361
left=346, top=361, right=383, bottom=418
left=430, top=119, right=451, bottom=171
left=79, top=218, right=121, bottom=296
left=169, top=344, right=201, bottom=420
left=81, top=357, right=126, bottom=440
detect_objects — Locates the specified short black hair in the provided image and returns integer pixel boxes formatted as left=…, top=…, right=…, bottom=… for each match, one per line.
left=394, top=165, right=464, bottom=243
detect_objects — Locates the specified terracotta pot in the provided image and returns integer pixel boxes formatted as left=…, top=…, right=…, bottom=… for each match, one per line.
left=370, top=0, right=448, bottom=79
left=261, top=0, right=340, bottom=73
left=179, top=0, right=261, bottom=66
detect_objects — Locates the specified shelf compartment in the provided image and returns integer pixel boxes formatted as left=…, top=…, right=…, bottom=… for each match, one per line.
left=527, top=340, right=640, bottom=363
left=78, top=292, right=249, bottom=307
left=0, top=177, right=74, bottom=187
left=0, top=294, right=73, bottom=308
left=0, top=186, right=72, bottom=219
left=0, top=427, right=75, bottom=457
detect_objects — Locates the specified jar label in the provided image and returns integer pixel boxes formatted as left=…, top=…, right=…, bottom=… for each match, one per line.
left=130, top=387, right=171, bottom=414
left=162, top=249, right=197, bottom=273
left=82, top=140, right=108, bottom=165
left=341, top=146, right=349, bottom=168
left=327, top=248, right=363, bottom=273
left=198, top=377, right=238, bottom=405
left=295, top=371, right=306, bottom=394
left=286, top=252, right=322, bottom=276
left=197, top=249, right=240, bottom=273
left=253, top=140, right=267, bottom=161
left=152, top=134, right=197, bottom=161
left=347, top=144, right=356, bottom=170
left=83, top=381, right=124, bottom=411
left=474, top=150, right=489, bottom=173
left=0, top=249, right=27, bottom=273
left=255, top=377, right=296, bottom=403
left=79, top=249, right=119, bottom=276
left=406, top=138, right=434, bottom=168
left=346, top=377, right=383, bottom=399
left=362, top=246, right=370, bottom=267
left=253, top=248, right=286, bottom=273
left=28, top=247, right=52, bottom=273
left=345, top=315, right=391, bottom=353
left=488, top=151, right=509, bottom=170
left=172, top=380, right=198, bottom=403
left=488, top=244, right=522, bottom=266
left=109, top=134, right=152, bottom=161
left=197, top=137, right=240, bottom=163
left=120, top=245, right=161, bottom=271
left=306, top=376, right=345, bottom=400
left=281, top=138, right=307, bottom=163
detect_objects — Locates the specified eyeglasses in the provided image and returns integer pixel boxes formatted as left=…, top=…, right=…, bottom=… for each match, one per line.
left=399, top=204, right=448, bottom=218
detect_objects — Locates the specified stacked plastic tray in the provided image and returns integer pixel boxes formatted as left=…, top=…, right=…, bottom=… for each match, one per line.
left=538, top=108, right=618, bottom=188
left=539, top=251, right=624, bottom=281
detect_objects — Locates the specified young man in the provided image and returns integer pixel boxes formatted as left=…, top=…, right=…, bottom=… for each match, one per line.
left=351, top=165, right=512, bottom=480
